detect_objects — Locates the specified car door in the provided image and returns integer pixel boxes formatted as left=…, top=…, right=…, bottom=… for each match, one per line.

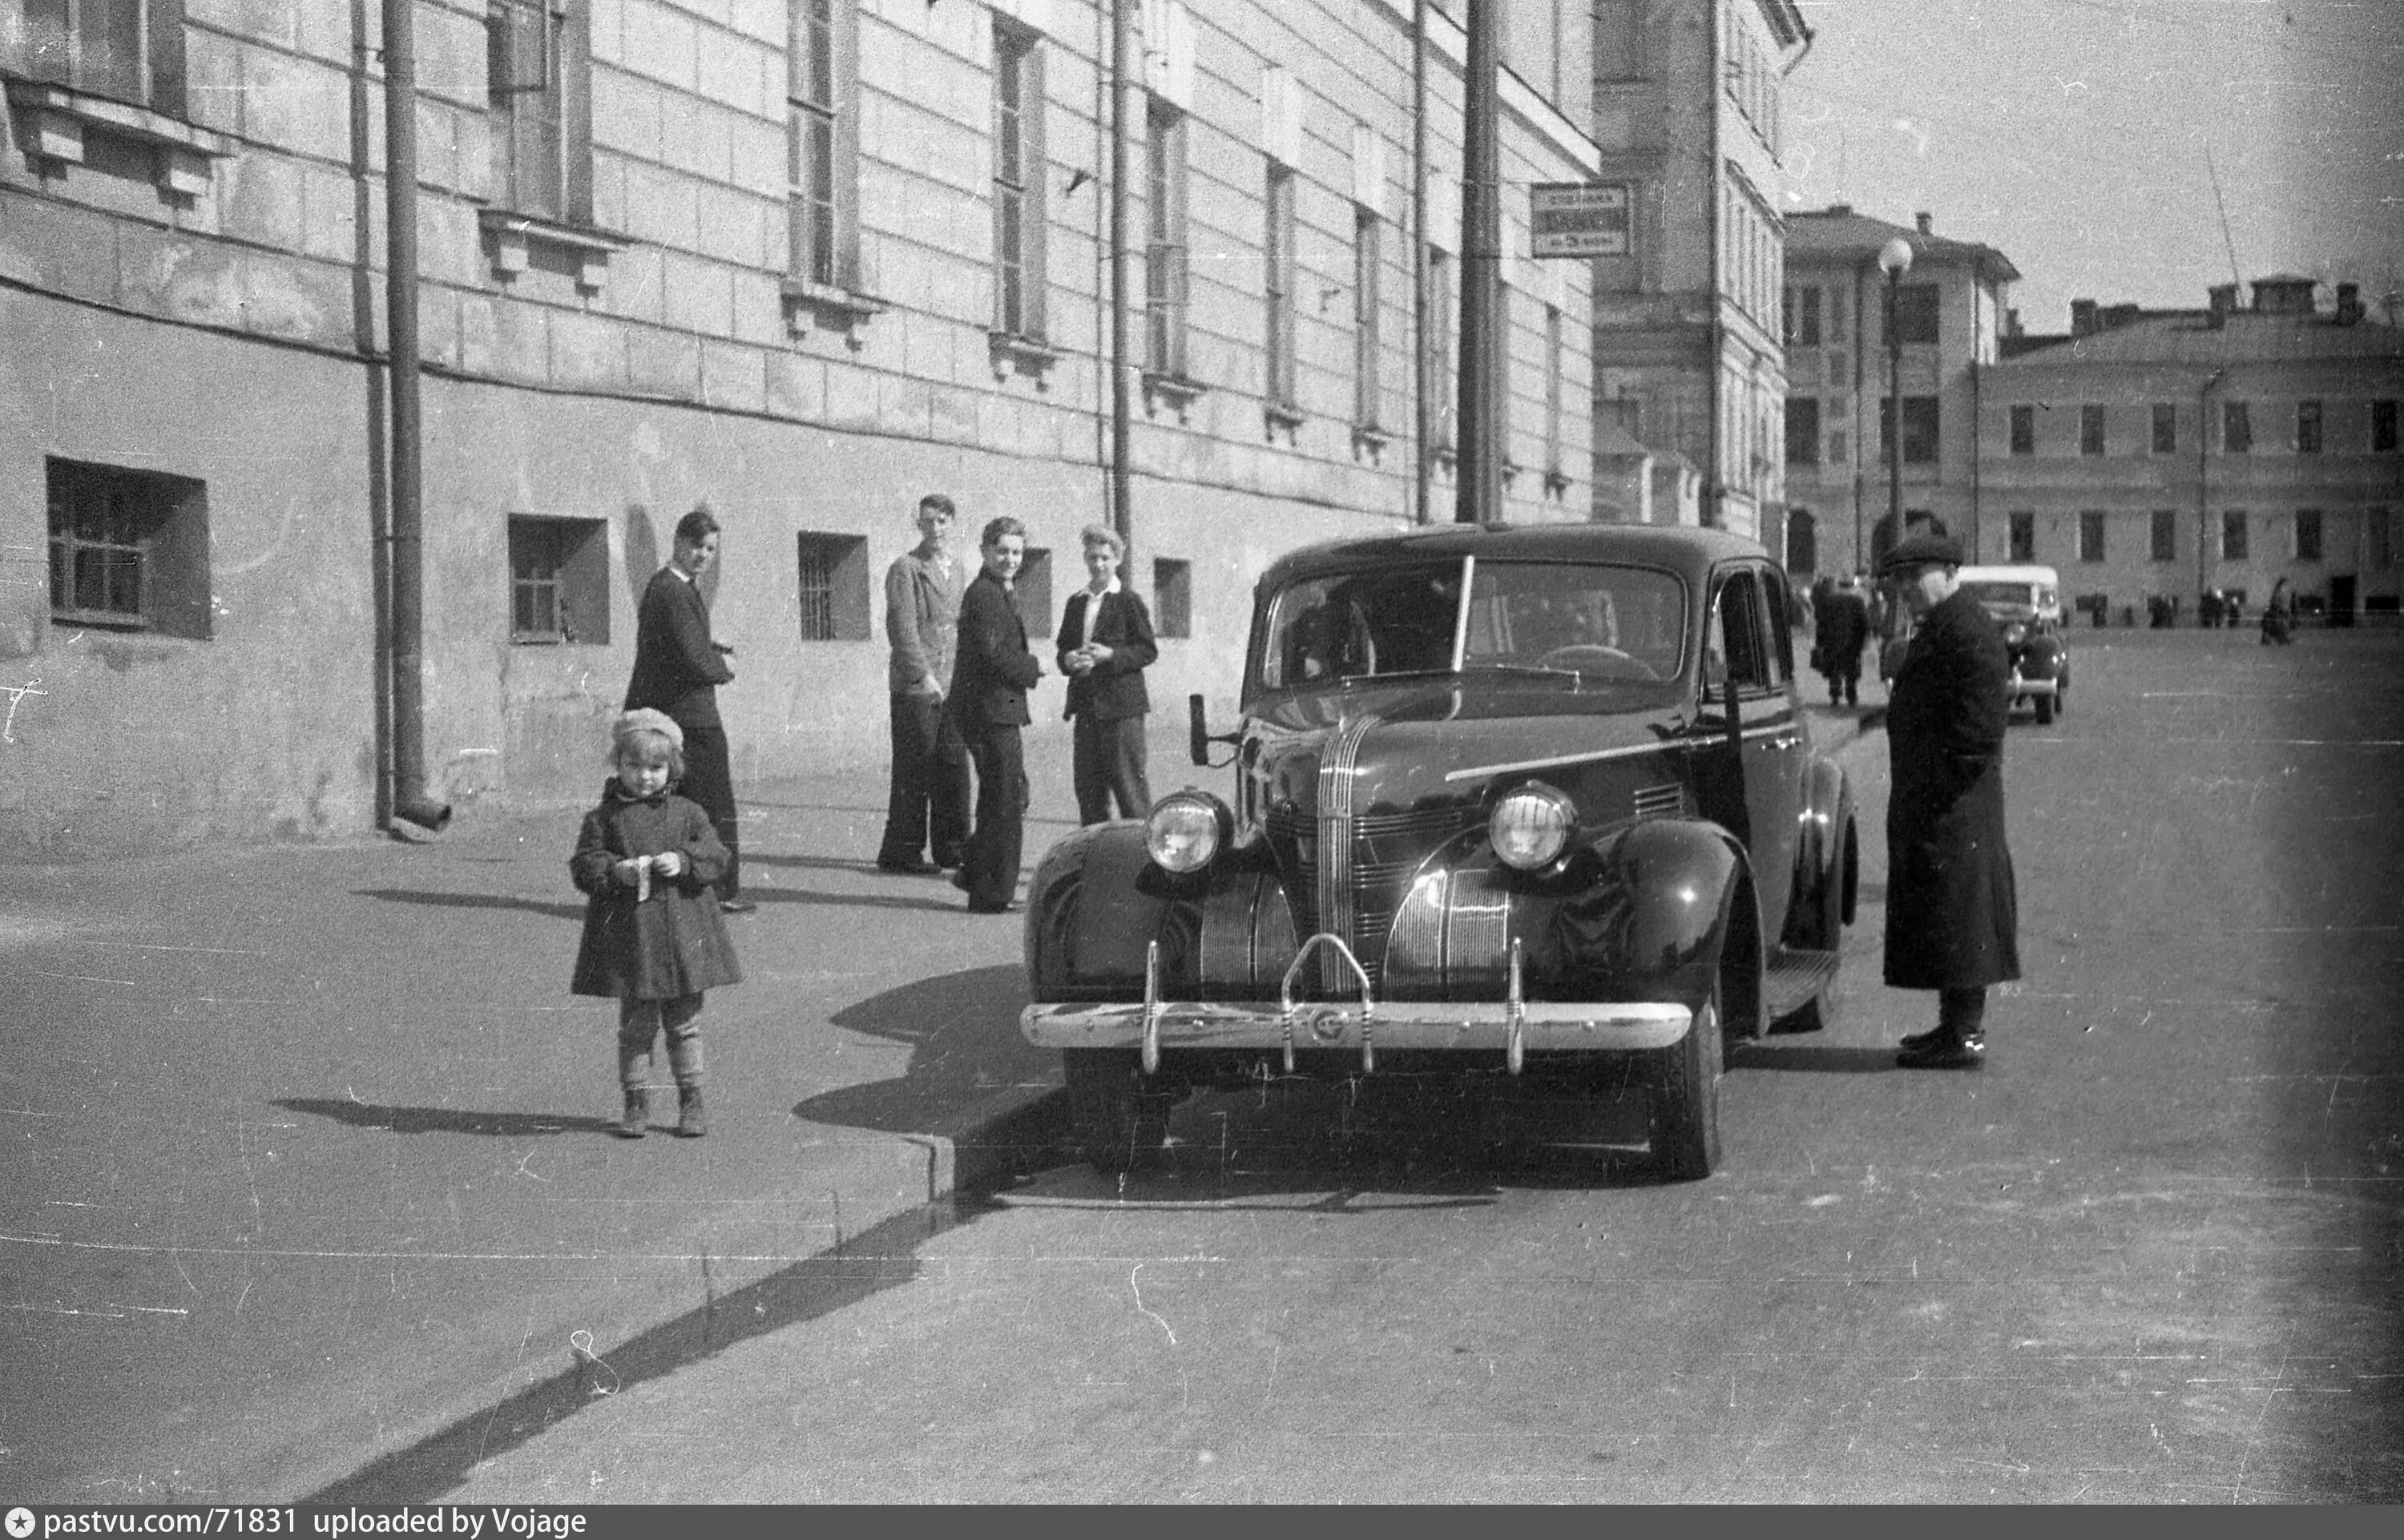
left=1692, top=565, right=1804, bottom=943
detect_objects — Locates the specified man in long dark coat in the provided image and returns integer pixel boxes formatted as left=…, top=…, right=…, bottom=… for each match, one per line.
left=627, top=508, right=749, bottom=913
left=1878, top=531, right=2020, bottom=1068
left=947, top=517, right=1043, bottom=913
left=1813, top=574, right=1872, bottom=708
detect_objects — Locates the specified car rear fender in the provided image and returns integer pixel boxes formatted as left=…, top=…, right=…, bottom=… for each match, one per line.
left=1785, top=756, right=1854, bottom=950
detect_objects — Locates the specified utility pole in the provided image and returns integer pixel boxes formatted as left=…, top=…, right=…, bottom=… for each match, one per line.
left=1108, top=0, right=1132, bottom=555
left=1454, top=0, right=1502, bottom=524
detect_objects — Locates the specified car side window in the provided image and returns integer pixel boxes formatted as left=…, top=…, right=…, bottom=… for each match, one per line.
left=1757, top=565, right=1793, bottom=686
left=1705, top=570, right=1769, bottom=699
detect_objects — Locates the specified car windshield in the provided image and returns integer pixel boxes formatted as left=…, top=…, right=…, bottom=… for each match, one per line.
left=1963, top=580, right=2043, bottom=613
left=1254, top=559, right=1686, bottom=690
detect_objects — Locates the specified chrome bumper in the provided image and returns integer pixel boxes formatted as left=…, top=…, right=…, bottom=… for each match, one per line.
left=1020, top=933, right=1692, bottom=1075
left=2007, top=673, right=2058, bottom=696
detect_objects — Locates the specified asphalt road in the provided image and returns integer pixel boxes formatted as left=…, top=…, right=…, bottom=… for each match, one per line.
left=426, top=627, right=2403, bottom=1503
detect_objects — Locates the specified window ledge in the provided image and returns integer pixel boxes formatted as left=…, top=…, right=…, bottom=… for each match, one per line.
left=783, top=279, right=886, bottom=335
left=3, top=77, right=236, bottom=196
left=989, top=330, right=1063, bottom=380
left=1143, top=372, right=1207, bottom=415
left=478, top=209, right=632, bottom=292
left=1543, top=468, right=1574, bottom=496
left=1265, top=401, right=1305, bottom=437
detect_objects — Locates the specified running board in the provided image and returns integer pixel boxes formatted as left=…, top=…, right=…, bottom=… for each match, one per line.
left=1762, top=946, right=1841, bottom=1025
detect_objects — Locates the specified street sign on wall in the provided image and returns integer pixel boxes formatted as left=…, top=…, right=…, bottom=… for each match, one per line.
left=1531, top=183, right=1632, bottom=258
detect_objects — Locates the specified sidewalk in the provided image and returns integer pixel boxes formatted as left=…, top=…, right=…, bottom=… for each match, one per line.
left=2, top=720, right=1206, bottom=1501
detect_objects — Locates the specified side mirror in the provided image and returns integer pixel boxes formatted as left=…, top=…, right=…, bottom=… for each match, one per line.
left=1190, top=693, right=1240, bottom=768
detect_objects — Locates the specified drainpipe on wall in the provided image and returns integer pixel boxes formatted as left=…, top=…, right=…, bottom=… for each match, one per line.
left=1107, top=0, right=1133, bottom=557
left=1454, top=0, right=1502, bottom=524
left=2198, top=367, right=2225, bottom=613
left=1411, top=0, right=1430, bottom=524
left=382, top=0, right=450, bottom=833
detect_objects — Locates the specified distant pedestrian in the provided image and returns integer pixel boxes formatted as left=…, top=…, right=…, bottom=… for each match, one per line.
left=626, top=507, right=750, bottom=913
left=875, top=494, right=972, bottom=874
left=1813, top=574, right=1872, bottom=708
left=1877, top=531, right=2020, bottom=1070
left=571, top=711, right=743, bottom=1139
left=1057, top=524, right=1158, bottom=825
left=2260, top=578, right=2294, bottom=646
left=948, top=518, right=1043, bottom=913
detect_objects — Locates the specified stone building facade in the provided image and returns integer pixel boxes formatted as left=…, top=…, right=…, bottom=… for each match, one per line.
left=1, top=0, right=1599, bottom=853
left=1779, top=204, right=2019, bottom=579
left=1583, top=0, right=1808, bottom=545
left=1978, top=277, right=2404, bottom=623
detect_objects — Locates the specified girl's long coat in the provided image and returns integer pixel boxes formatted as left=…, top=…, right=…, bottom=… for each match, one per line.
left=570, top=783, right=744, bottom=999
left=1882, top=587, right=2022, bottom=990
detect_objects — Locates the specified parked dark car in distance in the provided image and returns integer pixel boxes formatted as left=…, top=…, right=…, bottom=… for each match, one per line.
left=1956, top=564, right=2070, bottom=725
left=1018, top=523, right=1858, bottom=1179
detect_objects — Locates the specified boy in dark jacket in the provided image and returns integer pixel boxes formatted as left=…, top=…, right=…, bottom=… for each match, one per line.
left=1056, top=523, right=1159, bottom=824
left=946, top=518, right=1043, bottom=913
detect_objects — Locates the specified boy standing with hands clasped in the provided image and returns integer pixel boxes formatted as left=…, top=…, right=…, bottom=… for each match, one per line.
left=571, top=709, right=744, bottom=1137
left=1056, top=523, right=1157, bottom=825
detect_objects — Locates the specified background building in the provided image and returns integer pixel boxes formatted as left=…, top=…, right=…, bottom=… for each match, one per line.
left=1583, top=0, right=1809, bottom=544
left=2, top=0, right=1599, bottom=853
left=1978, top=276, right=2404, bottom=623
left=1780, top=204, right=2019, bottom=578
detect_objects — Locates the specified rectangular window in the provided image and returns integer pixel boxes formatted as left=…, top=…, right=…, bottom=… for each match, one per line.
left=2369, top=507, right=2393, bottom=569
left=46, top=457, right=210, bottom=639
left=2223, top=399, right=2251, bottom=454
left=1265, top=162, right=1297, bottom=412
left=991, top=22, right=1047, bottom=340
left=20, top=0, right=188, bottom=114
left=2221, top=509, right=2249, bottom=561
left=1890, top=283, right=1939, bottom=345
left=2152, top=403, right=2177, bottom=455
left=1827, top=428, right=1848, bottom=464
left=2080, top=404, right=2107, bottom=456
left=2296, top=398, right=2322, bottom=454
left=1152, top=558, right=1192, bottom=639
left=1426, top=247, right=1455, bottom=454
left=2008, top=510, right=2035, bottom=562
left=1781, top=285, right=1821, bottom=349
left=1595, top=2, right=1640, bottom=79
left=1881, top=396, right=1941, bottom=463
left=2375, top=400, right=2399, bottom=453
left=2009, top=404, right=2035, bottom=456
left=1353, top=209, right=1381, bottom=429
left=789, top=0, right=860, bottom=291
left=2151, top=509, right=2177, bottom=562
left=508, top=515, right=608, bottom=643
left=2294, top=508, right=2322, bottom=562
left=794, top=532, right=870, bottom=641
left=488, top=0, right=591, bottom=222
left=1785, top=397, right=1820, bottom=464
left=1016, top=546, right=1054, bottom=637
left=1144, top=97, right=1189, bottom=378
left=2079, top=510, right=2106, bottom=563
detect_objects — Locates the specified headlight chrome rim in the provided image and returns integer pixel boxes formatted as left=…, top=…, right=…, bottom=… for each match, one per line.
left=1490, top=780, right=1577, bottom=871
left=1145, top=792, right=1232, bottom=874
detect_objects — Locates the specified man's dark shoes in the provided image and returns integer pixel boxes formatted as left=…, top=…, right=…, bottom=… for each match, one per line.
left=966, top=899, right=1022, bottom=914
left=877, top=857, right=942, bottom=876
left=1896, top=1030, right=1985, bottom=1070
left=950, top=869, right=972, bottom=893
left=718, top=898, right=757, bottom=914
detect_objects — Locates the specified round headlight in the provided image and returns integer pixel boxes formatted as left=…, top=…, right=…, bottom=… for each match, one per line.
left=1145, top=792, right=1230, bottom=874
left=2003, top=622, right=2027, bottom=646
left=1490, top=781, right=1576, bottom=870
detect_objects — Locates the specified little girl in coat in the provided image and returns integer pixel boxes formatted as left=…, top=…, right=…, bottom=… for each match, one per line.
left=571, top=709, right=744, bottom=1138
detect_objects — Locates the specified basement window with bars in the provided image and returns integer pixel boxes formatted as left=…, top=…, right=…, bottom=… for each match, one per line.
left=508, top=515, right=607, bottom=643
left=794, top=533, right=869, bottom=641
left=47, top=457, right=211, bottom=639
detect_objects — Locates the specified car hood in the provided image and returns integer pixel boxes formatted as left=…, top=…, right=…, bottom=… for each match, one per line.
left=1245, top=676, right=1691, bottom=820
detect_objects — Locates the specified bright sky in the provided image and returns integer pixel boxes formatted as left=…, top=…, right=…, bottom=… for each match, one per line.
left=1784, top=0, right=2404, bottom=329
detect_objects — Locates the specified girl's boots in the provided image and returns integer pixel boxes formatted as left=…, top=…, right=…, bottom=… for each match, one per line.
left=668, top=1037, right=706, bottom=1139
left=618, top=1047, right=650, bottom=1138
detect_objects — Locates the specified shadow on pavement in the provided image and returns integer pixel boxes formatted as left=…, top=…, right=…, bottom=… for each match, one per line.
left=1728, top=1043, right=1898, bottom=1074
left=305, top=1196, right=982, bottom=1503
left=748, top=886, right=962, bottom=914
left=796, top=965, right=1054, bottom=1139
left=277, top=1099, right=620, bottom=1138
left=355, top=889, right=586, bottom=922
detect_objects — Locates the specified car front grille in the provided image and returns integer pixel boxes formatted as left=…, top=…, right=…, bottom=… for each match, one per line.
left=1265, top=803, right=1484, bottom=991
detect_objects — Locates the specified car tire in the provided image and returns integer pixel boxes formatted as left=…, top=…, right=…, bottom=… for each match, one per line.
left=1063, top=1049, right=1177, bottom=1175
left=2034, top=692, right=2055, bottom=726
left=1650, top=982, right=1724, bottom=1181
left=1777, top=963, right=1845, bottom=1034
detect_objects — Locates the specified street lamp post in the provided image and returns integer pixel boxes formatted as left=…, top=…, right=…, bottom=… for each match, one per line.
left=1876, top=236, right=1914, bottom=568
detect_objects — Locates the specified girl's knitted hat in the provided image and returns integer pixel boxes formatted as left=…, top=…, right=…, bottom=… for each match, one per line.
left=614, top=708, right=685, bottom=752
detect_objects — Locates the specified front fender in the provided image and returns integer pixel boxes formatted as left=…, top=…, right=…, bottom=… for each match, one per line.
left=1788, top=755, right=1855, bottom=947
left=1383, top=816, right=1746, bottom=1011
left=1025, top=826, right=1296, bottom=1002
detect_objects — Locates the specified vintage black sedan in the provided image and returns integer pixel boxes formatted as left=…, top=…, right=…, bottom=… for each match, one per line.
left=1956, top=565, right=2070, bottom=725
left=1018, top=523, right=1857, bottom=1179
